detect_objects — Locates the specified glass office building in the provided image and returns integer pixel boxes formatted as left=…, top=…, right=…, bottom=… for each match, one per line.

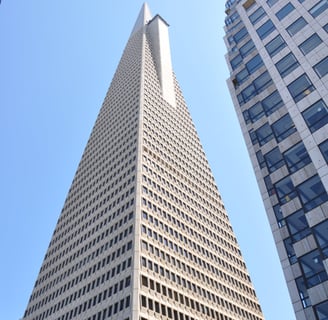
left=224, top=0, right=328, bottom=319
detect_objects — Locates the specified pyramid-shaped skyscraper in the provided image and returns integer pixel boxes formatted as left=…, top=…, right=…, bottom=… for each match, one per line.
left=23, top=4, right=264, bottom=320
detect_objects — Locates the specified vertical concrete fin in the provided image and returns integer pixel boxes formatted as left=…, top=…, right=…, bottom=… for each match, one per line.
left=147, top=15, right=176, bottom=108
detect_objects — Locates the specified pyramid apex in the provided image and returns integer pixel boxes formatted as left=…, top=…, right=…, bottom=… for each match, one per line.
left=131, top=3, right=152, bottom=35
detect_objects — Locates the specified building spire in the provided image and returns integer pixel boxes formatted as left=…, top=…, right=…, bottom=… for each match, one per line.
left=131, top=3, right=152, bottom=36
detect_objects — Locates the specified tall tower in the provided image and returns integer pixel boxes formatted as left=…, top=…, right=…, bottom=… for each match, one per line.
left=23, top=4, right=264, bottom=320
left=224, top=0, right=328, bottom=319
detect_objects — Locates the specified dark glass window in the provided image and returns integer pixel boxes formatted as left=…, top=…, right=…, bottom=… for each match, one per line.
left=314, top=56, right=328, bottom=78
left=313, top=220, right=328, bottom=258
left=228, top=36, right=235, bottom=44
left=276, top=2, right=295, bottom=20
left=309, top=0, right=328, bottom=17
left=225, top=12, right=240, bottom=26
left=265, top=35, right=287, bottom=57
left=249, top=102, right=265, bottom=122
left=324, top=23, right=328, bottom=33
left=236, top=68, right=249, bottom=85
left=230, top=54, right=243, bottom=70
left=257, top=20, right=276, bottom=39
left=249, top=129, right=258, bottom=145
left=273, top=204, right=285, bottom=227
left=284, top=237, right=297, bottom=264
left=262, top=90, right=284, bottom=115
left=285, top=209, right=311, bottom=241
left=315, top=301, right=328, bottom=320
left=243, top=110, right=251, bottom=124
left=275, top=176, right=297, bottom=204
left=287, top=17, right=307, bottom=36
left=264, top=147, right=285, bottom=172
left=272, top=114, right=296, bottom=142
left=264, top=175, right=275, bottom=196
left=240, top=83, right=256, bottom=103
left=284, top=142, right=311, bottom=173
left=299, top=249, right=328, bottom=288
left=256, top=123, right=274, bottom=146
left=275, top=53, right=300, bottom=77
left=249, top=7, right=266, bottom=24
left=253, top=71, right=272, bottom=92
left=234, top=27, right=248, bottom=43
left=246, top=54, right=263, bottom=73
left=319, top=139, right=328, bottom=163
left=267, top=0, right=279, bottom=7
left=287, top=74, right=315, bottom=103
left=296, top=277, right=311, bottom=308
left=256, top=150, right=266, bottom=168
left=297, top=175, right=328, bottom=211
left=302, top=99, right=328, bottom=132
left=240, top=40, right=255, bottom=57
left=299, top=34, right=323, bottom=55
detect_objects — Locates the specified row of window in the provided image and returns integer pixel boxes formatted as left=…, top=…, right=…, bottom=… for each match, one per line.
left=237, top=71, right=273, bottom=105
left=46, top=183, right=135, bottom=266
left=272, top=174, right=328, bottom=211
left=31, top=209, right=134, bottom=302
left=250, top=113, right=296, bottom=146
left=256, top=0, right=328, bottom=40
left=142, top=159, right=227, bottom=225
left=262, top=141, right=311, bottom=174
left=249, top=99, right=328, bottom=147
left=141, top=238, right=254, bottom=299
left=243, top=90, right=283, bottom=123
left=143, top=153, right=234, bottom=242
left=141, top=275, right=261, bottom=320
left=37, top=195, right=134, bottom=287
left=141, top=190, right=245, bottom=269
left=25, top=254, right=132, bottom=317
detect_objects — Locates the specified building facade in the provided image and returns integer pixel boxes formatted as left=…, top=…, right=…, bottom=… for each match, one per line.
left=224, top=0, right=328, bottom=319
left=22, top=4, right=264, bottom=320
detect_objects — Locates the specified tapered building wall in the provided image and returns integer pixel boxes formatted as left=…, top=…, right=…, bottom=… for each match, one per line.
left=224, top=0, right=328, bottom=319
left=23, top=4, right=264, bottom=320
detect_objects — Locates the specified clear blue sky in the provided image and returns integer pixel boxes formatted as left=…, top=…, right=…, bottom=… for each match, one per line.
left=0, top=1, right=295, bottom=319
